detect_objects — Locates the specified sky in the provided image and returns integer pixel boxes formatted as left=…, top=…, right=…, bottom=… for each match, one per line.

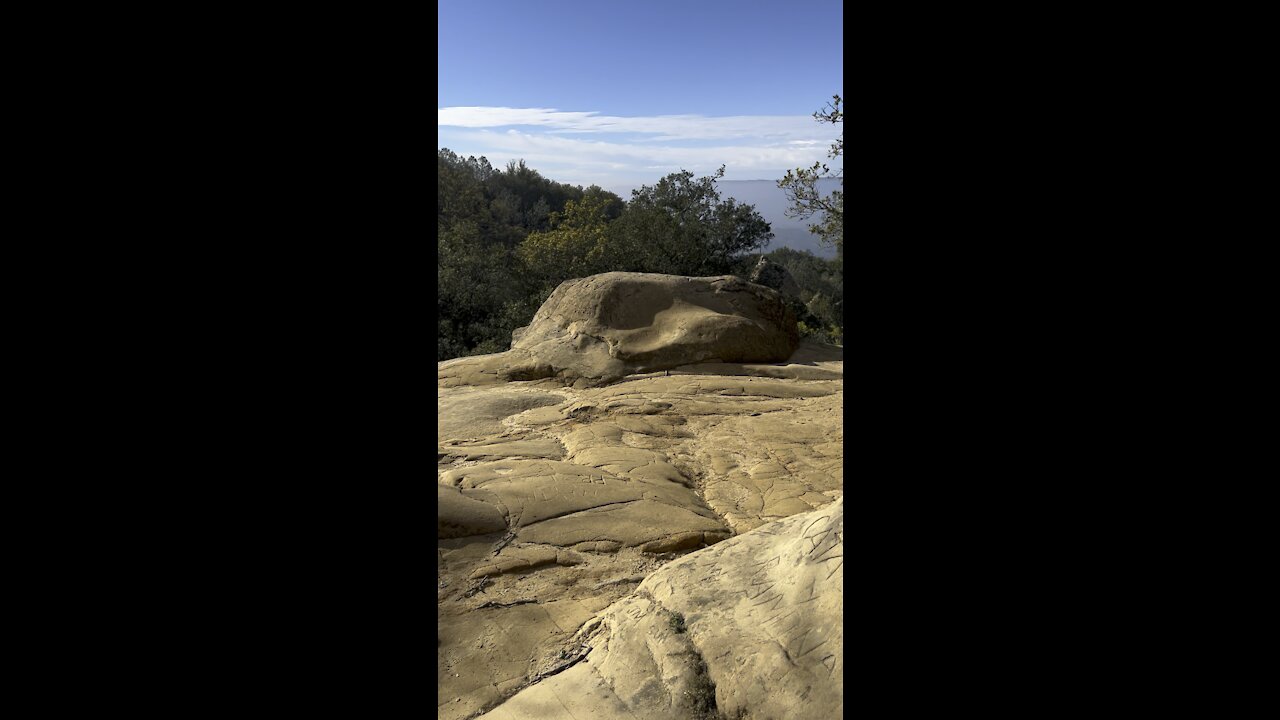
left=438, top=0, right=843, bottom=197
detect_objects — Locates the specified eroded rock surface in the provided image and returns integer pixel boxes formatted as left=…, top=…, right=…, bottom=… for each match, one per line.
left=438, top=273, right=841, bottom=719
left=439, top=272, right=799, bottom=388
left=477, top=499, right=844, bottom=720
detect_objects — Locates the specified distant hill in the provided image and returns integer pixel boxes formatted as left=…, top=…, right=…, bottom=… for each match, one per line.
left=718, top=179, right=841, bottom=258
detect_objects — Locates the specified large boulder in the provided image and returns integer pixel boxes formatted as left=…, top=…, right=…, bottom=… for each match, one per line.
left=447, top=272, right=799, bottom=388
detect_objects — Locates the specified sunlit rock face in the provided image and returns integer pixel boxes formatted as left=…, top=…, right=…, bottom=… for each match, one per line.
left=476, top=499, right=844, bottom=720
left=437, top=273, right=841, bottom=720
left=439, top=272, right=800, bottom=389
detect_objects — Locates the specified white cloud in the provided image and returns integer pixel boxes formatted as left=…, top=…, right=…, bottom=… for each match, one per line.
left=438, top=106, right=831, bottom=142
left=448, top=129, right=828, bottom=168
left=437, top=106, right=842, bottom=191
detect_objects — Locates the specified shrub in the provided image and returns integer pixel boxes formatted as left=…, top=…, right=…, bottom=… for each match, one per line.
left=668, top=611, right=687, bottom=634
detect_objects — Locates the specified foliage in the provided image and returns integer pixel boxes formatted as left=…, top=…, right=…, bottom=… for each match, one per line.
left=778, top=95, right=843, bottom=264
left=437, top=149, right=602, bottom=360
left=668, top=611, right=687, bottom=634
left=747, top=246, right=844, bottom=346
left=687, top=668, right=718, bottom=719
left=608, top=167, right=773, bottom=276
left=439, top=155, right=781, bottom=361
left=519, top=193, right=616, bottom=285
left=796, top=319, right=842, bottom=346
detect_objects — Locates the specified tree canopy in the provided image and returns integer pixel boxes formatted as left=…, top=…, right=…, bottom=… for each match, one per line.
left=778, top=95, right=844, bottom=264
left=608, top=166, right=773, bottom=277
left=437, top=149, right=601, bottom=358
left=438, top=150, right=844, bottom=360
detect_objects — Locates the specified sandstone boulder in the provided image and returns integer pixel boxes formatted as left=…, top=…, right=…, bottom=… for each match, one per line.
left=750, top=256, right=801, bottom=297
left=440, top=272, right=799, bottom=388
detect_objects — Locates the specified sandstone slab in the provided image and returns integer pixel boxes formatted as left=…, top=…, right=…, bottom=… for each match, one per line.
left=439, top=291, right=843, bottom=719
left=438, top=484, right=508, bottom=539
left=478, top=499, right=844, bottom=720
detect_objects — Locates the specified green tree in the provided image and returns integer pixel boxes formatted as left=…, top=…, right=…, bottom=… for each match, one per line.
left=486, top=159, right=581, bottom=235
left=438, top=154, right=774, bottom=361
left=738, top=246, right=844, bottom=346
left=437, top=149, right=627, bottom=358
left=779, top=95, right=843, bottom=263
left=437, top=150, right=597, bottom=360
left=518, top=193, right=615, bottom=285
left=610, top=166, right=773, bottom=276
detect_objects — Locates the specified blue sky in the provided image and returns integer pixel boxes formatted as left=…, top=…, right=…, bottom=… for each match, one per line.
left=438, top=0, right=843, bottom=196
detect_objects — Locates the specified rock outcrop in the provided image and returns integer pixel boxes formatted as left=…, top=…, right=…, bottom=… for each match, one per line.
left=440, top=272, right=800, bottom=388
left=438, top=272, right=841, bottom=720
left=749, top=256, right=801, bottom=298
left=477, top=499, right=844, bottom=720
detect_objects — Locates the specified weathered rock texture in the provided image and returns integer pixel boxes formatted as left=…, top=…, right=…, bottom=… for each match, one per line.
left=749, top=256, right=801, bottom=297
left=438, top=276, right=840, bottom=719
left=439, top=272, right=800, bottom=388
left=477, top=499, right=844, bottom=720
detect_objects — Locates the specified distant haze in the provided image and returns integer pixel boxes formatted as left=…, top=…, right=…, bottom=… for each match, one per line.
left=719, top=179, right=841, bottom=259
left=605, top=179, right=840, bottom=259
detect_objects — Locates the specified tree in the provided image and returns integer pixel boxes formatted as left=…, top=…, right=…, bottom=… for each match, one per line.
left=519, top=193, right=616, bottom=284
left=751, top=246, right=844, bottom=345
left=609, top=166, right=773, bottom=276
left=778, top=95, right=843, bottom=263
left=437, top=149, right=597, bottom=360
left=437, top=156, right=774, bottom=360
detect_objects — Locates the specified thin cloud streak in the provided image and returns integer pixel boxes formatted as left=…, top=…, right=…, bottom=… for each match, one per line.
left=450, top=129, right=833, bottom=169
left=438, top=106, right=830, bottom=142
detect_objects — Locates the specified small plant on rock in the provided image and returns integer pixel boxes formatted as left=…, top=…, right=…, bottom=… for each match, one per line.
left=668, top=611, right=687, bottom=634
left=686, top=664, right=719, bottom=719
